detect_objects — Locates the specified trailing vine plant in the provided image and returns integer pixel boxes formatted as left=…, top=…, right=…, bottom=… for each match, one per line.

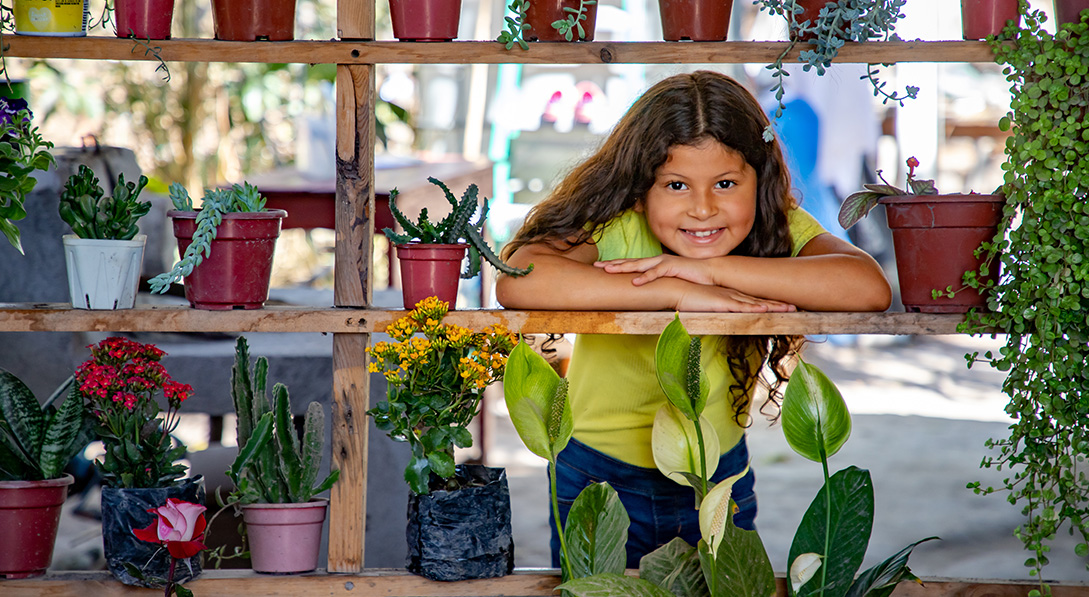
left=961, top=3, right=1089, bottom=594
left=754, top=0, right=919, bottom=141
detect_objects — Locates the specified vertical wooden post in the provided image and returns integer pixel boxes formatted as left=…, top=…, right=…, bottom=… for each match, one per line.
left=330, top=0, right=375, bottom=574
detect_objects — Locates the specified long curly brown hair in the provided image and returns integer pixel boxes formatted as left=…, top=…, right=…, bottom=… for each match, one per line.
left=503, top=70, right=804, bottom=424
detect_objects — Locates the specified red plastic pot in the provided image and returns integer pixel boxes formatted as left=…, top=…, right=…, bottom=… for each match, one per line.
left=960, top=0, right=1018, bottom=39
left=169, top=210, right=287, bottom=310
left=242, top=500, right=327, bottom=574
left=211, top=0, right=296, bottom=41
left=1055, top=0, right=1089, bottom=26
left=0, top=475, right=73, bottom=579
left=524, top=0, right=598, bottom=42
left=388, top=0, right=462, bottom=41
left=114, top=0, right=175, bottom=39
left=658, top=0, right=732, bottom=41
left=880, top=193, right=1004, bottom=313
left=789, top=0, right=842, bottom=42
left=396, top=243, right=466, bottom=309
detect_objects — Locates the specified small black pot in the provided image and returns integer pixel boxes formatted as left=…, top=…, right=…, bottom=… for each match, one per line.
left=405, top=465, right=514, bottom=581
left=101, top=476, right=205, bottom=587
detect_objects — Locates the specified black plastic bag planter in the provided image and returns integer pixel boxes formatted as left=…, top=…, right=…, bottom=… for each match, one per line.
left=405, top=464, right=515, bottom=581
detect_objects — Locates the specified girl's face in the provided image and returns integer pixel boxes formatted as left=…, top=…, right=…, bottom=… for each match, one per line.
left=637, top=139, right=758, bottom=259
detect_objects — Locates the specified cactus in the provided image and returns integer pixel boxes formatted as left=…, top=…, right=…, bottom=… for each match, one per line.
left=383, top=176, right=533, bottom=279
left=58, top=164, right=151, bottom=241
left=226, top=337, right=339, bottom=504
left=0, top=369, right=94, bottom=481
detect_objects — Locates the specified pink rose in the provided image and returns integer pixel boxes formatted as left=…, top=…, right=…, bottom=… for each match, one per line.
left=133, top=498, right=208, bottom=560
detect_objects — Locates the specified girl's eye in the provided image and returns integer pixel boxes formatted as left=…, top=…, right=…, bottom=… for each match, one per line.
left=667, top=181, right=687, bottom=191
left=716, top=180, right=736, bottom=189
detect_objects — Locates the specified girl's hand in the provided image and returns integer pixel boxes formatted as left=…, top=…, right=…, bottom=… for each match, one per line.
left=676, top=284, right=797, bottom=313
left=595, top=255, right=714, bottom=286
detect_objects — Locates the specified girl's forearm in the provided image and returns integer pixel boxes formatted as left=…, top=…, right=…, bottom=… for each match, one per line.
left=708, top=253, right=892, bottom=312
left=496, top=254, right=687, bottom=311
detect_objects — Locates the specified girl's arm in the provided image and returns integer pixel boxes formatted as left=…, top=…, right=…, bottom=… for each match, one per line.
left=495, top=239, right=797, bottom=312
left=596, top=233, right=892, bottom=312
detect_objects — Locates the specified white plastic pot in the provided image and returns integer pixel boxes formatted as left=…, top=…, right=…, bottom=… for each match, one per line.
left=62, top=234, right=146, bottom=310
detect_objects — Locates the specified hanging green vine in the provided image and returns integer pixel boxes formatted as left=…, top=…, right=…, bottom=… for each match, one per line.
left=962, top=3, right=1089, bottom=594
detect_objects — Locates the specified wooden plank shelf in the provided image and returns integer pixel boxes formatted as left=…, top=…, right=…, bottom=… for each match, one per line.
left=3, top=570, right=1087, bottom=597
left=3, top=37, right=1000, bottom=65
left=0, top=304, right=972, bottom=335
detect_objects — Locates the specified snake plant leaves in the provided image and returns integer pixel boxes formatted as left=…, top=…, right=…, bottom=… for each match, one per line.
left=651, top=403, right=720, bottom=490
left=655, top=315, right=708, bottom=421
left=563, top=482, right=629, bottom=581
left=782, top=360, right=851, bottom=463
left=558, top=573, right=676, bottom=597
left=503, top=340, right=572, bottom=463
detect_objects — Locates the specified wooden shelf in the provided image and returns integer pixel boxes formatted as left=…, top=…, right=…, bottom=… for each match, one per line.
left=0, top=304, right=971, bottom=335
left=4, top=37, right=999, bottom=65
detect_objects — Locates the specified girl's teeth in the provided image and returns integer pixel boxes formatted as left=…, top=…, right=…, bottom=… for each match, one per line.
left=689, top=229, right=717, bottom=238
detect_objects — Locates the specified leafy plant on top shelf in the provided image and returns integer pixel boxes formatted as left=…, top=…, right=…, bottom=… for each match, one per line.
left=0, top=98, right=56, bottom=254
left=383, top=176, right=533, bottom=279
left=497, top=0, right=531, bottom=50
left=553, top=0, right=596, bottom=41
left=960, top=4, right=1089, bottom=594
left=753, top=0, right=918, bottom=141
left=58, top=164, right=152, bottom=240
left=148, top=182, right=269, bottom=293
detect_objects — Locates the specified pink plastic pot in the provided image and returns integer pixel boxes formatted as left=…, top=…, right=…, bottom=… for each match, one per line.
left=242, top=500, right=328, bottom=574
left=0, top=475, right=73, bottom=579
left=169, top=210, right=286, bottom=310
left=114, top=0, right=175, bottom=39
left=395, top=243, right=467, bottom=310
left=960, top=0, right=1018, bottom=39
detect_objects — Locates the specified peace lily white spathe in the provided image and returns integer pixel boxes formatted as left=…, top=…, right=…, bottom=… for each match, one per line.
left=696, top=465, right=750, bottom=557
left=651, top=402, right=720, bottom=489
left=789, top=552, right=822, bottom=593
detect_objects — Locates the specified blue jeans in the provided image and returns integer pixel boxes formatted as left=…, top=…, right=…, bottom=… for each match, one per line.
left=548, top=436, right=757, bottom=569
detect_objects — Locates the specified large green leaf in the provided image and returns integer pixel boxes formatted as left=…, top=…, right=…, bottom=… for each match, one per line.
left=651, top=404, right=720, bottom=490
left=564, top=482, right=630, bottom=580
left=38, top=379, right=85, bottom=480
left=639, top=538, right=708, bottom=597
left=0, top=369, right=43, bottom=471
left=654, top=315, right=708, bottom=420
left=697, top=518, right=777, bottom=597
left=782, top=360, right=851, bottom=462
left=558, top=573, right=676, bottom=597
left=788, top=466, right=875, bottom=597
left=503, top=340, right=571, bottom=462
left=844, top=537, right=939, bottom=597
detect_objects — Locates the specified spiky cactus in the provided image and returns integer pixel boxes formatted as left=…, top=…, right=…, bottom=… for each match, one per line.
left=58, top=164, right=151, bottom=240
left=383, top=176, right=533, bottom=278
left=226, top=337, right=339, bottom=504
left=0, top=370, right=94, bottom=481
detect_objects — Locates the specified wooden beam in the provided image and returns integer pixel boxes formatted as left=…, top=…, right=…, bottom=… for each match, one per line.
left=3, top=38, right=1000, bottom=65
left=0, top=306, right=976, bottom=335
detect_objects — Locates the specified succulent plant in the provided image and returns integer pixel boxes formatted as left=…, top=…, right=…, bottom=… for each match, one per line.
left=0, top=369, right=94, bottom=481
left=58, top=164, right=151, bottom=241
left=383, top=177, right=533, bottom=279
left=226, top=337, right=339, bottom=504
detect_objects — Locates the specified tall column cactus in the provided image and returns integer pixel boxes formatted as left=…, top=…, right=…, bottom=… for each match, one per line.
left=226, top=338, right=339, bottom=504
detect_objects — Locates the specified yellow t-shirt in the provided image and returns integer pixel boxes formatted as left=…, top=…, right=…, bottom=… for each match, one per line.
left=565, top=207, right=826, bottom=468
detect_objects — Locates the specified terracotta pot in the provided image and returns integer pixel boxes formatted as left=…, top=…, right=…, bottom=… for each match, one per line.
left=880, top=193, right=1004, bottom=313
left=211, top=0, right=296, bottom=41
left=524, top=0, right=598, bottom=42
left=395, top=243, right=466, bottom=309
left=114, top=0, right=175, bottom=39
left=388, top=0, right=462, bottom=42
left=658, top=0, right=732, bottom=41
left=0, top=475, right=73, bottom=579
left=789, top=0, right=840, bottom=42
left=63, top=234, right=145, bottom=310
left=960, top=0, right=1018, bottom=39
left=1054, top=0, right=1089, bottom=26
left=169, top=210, right=287, bottom=310
left=242, top=500, right=328, bottom=574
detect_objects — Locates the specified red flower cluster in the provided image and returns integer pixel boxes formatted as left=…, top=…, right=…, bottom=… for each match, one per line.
left=76, top=337, right=192, bottom=414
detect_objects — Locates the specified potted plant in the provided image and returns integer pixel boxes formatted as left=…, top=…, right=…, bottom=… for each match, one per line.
left=74, top=336, right=204, bottom=587
left=225, top=336, right=340, bottom=574
left=837, top=156, right=1004, bottom=313
left=960, top=0, right=1019, bottom=39
left=0, top=370, right=93, bottom=579
left=383, top=176, right=532, bottom=309
left=149, top=182, right=287, bottom=310
left=57, top=164, right=151, bottom=310
left=496, top=0, right=597, bottom=46
left=211, top=0, right=296, bottom=40
left=114, top=0, right=175, bottom=39
left=366, top=296, right=517, bottom=581
left=657, top=0, right=731, bottom=41
left=131, top=498, right=208, bottom=597
left=0, top=98, right=55, bottom=255
left=388, top=0, right=462, bottom=41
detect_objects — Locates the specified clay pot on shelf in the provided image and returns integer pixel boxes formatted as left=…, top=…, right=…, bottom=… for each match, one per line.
left=114, top=0, right=175, bottom=39
left=388, top=0, right=462, bottom=41
left=211, top=0, right=296, bottom=41
left=0, top=475, right=73, bottom=579
left=658, top=0, right=732, bottom=41
left=1054, top=0, right=1089, bottom=27
left=395, top=242, right=467, bottom=309
left=242, top=500, right=329, bottom=574
left=524, top=0, right=598, bottom=42
left=960, top=0, right=1018, bottom=39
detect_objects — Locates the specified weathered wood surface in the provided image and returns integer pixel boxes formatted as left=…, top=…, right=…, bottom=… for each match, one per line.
left=2, top=570, right=1086, bottom=596
left=0, top=305, right=973, bottom=335
left=4, top=38, right=998, bottom=65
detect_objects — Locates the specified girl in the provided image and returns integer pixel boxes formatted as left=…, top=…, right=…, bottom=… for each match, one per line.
left=495, top=71, right=891, bottom=568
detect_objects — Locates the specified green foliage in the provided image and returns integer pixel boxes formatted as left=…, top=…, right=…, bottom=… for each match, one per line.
left=563, top=482, right=629, bottom=581
left=696, top=518, right=777, bottom=597
left=148, top=182, right=270, bottom=293
left=837, top=156, right=938, bottom=230
left=552, top=0, right=596, bottom=41
left=383, top=176, right=533, bottom=279
left=503, top=340, right=573, bottom=462
left=654, top=315, right=709, bottom=421
left=497, top=0, right=531, bottom=50
left=959, top=3, right=1089, bottom=590
left=58, top=164, right=151, bottom=240
left=754, top=0, right=918, bottom=141
left=844, top=538, right=937, bottom=597
left=0, top=102, right=55, bottom=254
left=226, top=337, right=339, bottom=504
left=0, top=371, right=92, bottom=481
left=559, top=573, right=675, bottom=597
left=781, top=360, right=852, bottom=463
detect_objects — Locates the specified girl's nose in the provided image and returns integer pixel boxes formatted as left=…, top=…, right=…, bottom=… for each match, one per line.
left=689, top=190, right=717, bottom=219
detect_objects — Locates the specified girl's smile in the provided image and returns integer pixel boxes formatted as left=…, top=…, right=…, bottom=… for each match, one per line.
left=637, top=139, right=758, bottom=259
